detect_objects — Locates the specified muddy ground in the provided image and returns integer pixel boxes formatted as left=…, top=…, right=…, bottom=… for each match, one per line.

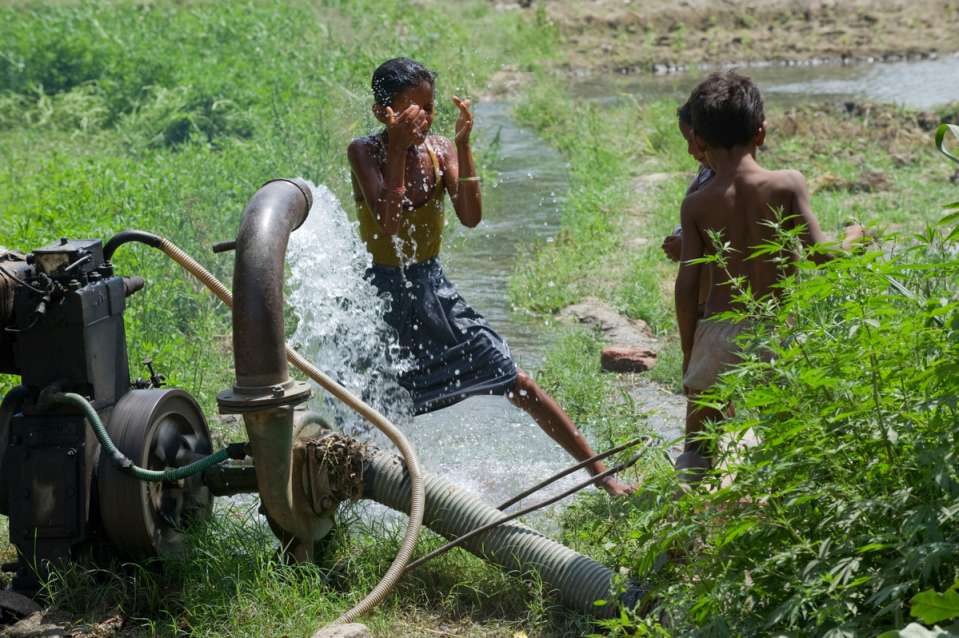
left=497, top=0, right=959, bottom=74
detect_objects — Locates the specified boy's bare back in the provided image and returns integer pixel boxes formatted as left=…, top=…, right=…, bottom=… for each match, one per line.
left=679, top=159, right=826, bottom=317
left=671, top=72, right=866, bottom=482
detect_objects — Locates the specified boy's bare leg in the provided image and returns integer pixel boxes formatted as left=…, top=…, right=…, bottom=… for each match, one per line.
left=508, top=371, right=635, bottom=496
left=675, top=392, right=724, bottom=485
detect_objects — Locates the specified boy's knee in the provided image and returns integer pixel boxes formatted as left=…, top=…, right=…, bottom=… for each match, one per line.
left=510, top=371, right=537, bottom=403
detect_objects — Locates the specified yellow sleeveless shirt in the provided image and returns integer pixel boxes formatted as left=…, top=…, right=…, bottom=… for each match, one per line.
left=356, top=139, right=445, bottom=267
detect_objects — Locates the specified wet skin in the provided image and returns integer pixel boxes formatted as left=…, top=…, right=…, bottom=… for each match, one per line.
left=347, top=81, right=634, bottom=497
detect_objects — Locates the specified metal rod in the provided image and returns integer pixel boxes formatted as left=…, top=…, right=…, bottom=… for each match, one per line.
left=203, top=462, right=258, bottom=496
left=496, top=437, right=647, bottom=511
left=403, top=444, right=649, bottom=574
left=212, top=240, right=237, bottom=254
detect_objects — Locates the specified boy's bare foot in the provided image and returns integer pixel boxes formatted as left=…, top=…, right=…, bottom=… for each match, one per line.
left=597, top=476, right=636, bottom=496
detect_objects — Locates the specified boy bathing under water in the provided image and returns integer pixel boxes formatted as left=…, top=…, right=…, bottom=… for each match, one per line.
left=348, top=58, right=633, bottom=496
left=673, top=72, right=864, bottom=481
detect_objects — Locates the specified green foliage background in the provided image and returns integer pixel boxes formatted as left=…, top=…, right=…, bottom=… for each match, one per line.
left=2, top=1, right=958, bottom=636
left=0, top=0, right=554, bottom=412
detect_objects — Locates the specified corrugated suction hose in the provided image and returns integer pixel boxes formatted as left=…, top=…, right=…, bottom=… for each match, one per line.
left=364, top=449, right=632, bottom=619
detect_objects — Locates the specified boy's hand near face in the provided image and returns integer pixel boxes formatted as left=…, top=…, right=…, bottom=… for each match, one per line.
left=446, top=95, right=481, bottom=228
left=384, top=104, right=429, bottom=149
left=452, top=96, right=473, bottom=146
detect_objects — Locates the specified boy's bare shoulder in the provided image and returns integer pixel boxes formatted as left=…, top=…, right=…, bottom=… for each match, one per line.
left=757, top=167, right=808, bottom=196
left=347, top=135, right=383, bottom=169
left=680, top=186, right=711, bottom=225
left=680, top=178, right=720, bottom=218
left=347, top=134, right=376, bottom=155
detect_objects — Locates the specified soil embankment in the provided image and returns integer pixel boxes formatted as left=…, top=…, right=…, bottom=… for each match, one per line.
left=501, top=0, right=959, bottom=73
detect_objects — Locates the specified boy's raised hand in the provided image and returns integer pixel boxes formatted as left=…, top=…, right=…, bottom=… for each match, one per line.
left=384, top=104, right=428, bottom=148
left=452, top=96, right=473, bottom=145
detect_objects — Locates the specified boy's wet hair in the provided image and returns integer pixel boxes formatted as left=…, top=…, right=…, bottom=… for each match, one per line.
left=689, top=71, right=764, bottom=149
left=677, top=100, right=692, bottom=127
left=371, top=58, right=436, bottom=107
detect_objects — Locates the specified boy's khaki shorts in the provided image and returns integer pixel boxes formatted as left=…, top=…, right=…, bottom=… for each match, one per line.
left=683, top=318, right=750, bottom=393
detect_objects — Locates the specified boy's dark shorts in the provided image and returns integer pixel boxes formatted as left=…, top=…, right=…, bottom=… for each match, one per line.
left=366, top=258, right=518, bottom=414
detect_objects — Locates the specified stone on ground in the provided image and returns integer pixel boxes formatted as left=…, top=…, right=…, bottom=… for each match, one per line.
left=601, top=346, right=658, bottom=372
left=1, top=611, right=72, bottom=638
left=559, top=298, right=660, bottom=354
left=312, top=623, right=373, bottom=638
left=0, top=592, right=40, bottom=621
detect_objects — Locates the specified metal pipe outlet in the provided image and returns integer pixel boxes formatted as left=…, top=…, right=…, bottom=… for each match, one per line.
left=218, top=178, right=327, bottom=557
left=232, top=178, right=312, bottom=389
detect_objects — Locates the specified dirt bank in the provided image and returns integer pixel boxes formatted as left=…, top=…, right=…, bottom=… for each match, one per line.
left=501, top=0, right=959, bottom=74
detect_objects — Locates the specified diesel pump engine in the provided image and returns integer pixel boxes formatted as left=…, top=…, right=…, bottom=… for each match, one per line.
left=0, top=237, right=213, bottom=591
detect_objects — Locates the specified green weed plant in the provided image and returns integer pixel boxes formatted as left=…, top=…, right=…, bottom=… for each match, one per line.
left=587, top=206, right=959, bottom=636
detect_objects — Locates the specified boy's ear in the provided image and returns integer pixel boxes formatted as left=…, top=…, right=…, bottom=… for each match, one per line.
left=693, top=132, right=709, bottom=153
left=754, top=122, right=767, bottom=147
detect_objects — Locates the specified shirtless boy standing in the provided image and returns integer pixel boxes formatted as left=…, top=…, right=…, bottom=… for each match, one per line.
left=673, top=72, right=863, bottom=481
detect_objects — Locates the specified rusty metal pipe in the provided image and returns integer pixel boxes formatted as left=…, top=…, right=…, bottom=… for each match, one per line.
left=131, top=184, right=425, bottom=623
left=233, top=178, right=312, bottom=389
left=224, top=178, right=327, bottom=555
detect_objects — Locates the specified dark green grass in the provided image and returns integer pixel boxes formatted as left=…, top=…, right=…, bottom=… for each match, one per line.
left=38, top=503, right=591, bottom=637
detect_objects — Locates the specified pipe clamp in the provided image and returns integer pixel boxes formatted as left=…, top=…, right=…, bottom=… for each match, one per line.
left=217, top=379, right=311, bottom=414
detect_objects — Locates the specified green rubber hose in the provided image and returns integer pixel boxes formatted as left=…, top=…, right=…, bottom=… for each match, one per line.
left=51, top=391, right=231, bottom=482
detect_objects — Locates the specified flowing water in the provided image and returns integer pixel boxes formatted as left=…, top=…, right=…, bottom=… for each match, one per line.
left=287, top=57, right=959, bottom=524
left=289, top=102, right=588, bottom=524
left=574, top=54, right=959, bottom=109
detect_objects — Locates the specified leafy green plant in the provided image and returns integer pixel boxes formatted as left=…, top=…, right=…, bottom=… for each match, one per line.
left=118, top=85, right=254, bottom=149
left=597, top=205, right=959, bottom=635
left=937, top=123, right=959, bottom=163
left=911, top=585, right=959, bottom=626
left=879, top=583, right=959, bottom=637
